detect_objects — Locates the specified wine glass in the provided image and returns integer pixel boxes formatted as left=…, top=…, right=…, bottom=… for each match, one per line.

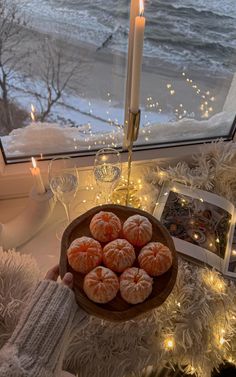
left=48, top=156, right=79, bottom=236
left=94, top=148, right=121, bottom=204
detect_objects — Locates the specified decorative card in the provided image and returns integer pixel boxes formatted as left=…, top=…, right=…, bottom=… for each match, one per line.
left=153, top=182, right=236, bottom=278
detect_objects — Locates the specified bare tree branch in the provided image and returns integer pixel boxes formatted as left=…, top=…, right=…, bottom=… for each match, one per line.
left=0, top=0, right=30, bottom=131
left=30, top=38, right=87, bottom=122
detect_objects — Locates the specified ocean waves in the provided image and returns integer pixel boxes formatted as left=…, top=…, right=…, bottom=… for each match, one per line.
left=7, top=0, right=236, bottom=76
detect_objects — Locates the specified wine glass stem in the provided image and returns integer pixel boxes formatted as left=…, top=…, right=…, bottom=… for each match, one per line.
left=63, top=203, right=71, bottom=224
left=105, top=186, right=111, bottom=204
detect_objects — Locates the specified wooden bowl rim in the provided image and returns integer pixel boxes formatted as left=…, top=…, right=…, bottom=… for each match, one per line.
left=60, top=204, right=178, bottom=322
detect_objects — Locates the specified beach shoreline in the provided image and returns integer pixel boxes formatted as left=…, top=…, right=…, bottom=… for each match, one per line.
left=4, top=22, right=234, bottom=129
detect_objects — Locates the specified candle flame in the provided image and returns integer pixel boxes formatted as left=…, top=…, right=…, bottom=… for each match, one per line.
left=31, top=157, right=37, bottom=168
left=139, top=0, right=144, bottom=16
left=31, top=104, right=36, bottom=122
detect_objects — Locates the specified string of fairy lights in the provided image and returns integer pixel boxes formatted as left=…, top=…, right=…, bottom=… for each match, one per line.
left=160, top=267, right=233, bottom=369
left=145, top=71, right=216, bottom=122
left=182, top=72, right=215, bottom=119
left=28, top=70, right=217, bottom=152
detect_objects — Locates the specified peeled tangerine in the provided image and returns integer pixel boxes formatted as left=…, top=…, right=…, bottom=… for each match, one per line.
left=90, top=211, right=122, bottom=243
left=67, top=236, right=102, bottom=274
left=103, top=239, right=136, bottom=273
left=123, top=215, right=152, bottom=247
left=120, top=267, right=153, bottom=304
left=83, top=266, right=119, bottom=304
left=138, top=242, right=173, bottom=276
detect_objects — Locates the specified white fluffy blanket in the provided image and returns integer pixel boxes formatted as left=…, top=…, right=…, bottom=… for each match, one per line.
left=0, top=248, right=40, bottom=348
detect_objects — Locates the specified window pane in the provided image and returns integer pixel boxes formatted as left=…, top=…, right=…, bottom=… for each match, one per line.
left=135, top=0, right=236, bottom=147
left=1, top=0, right=236, bottom=163
left=0, top=0, right=127, bottom=162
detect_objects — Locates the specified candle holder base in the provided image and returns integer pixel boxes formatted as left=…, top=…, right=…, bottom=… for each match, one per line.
left=112, top=180, right=141, bottom=208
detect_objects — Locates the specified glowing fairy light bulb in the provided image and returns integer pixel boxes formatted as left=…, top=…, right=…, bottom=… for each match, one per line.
left=202, top=270, right=226, bottom=293
left=164, top=337, right=175, bottom=351
left=219, top=337, right=225, bottom=346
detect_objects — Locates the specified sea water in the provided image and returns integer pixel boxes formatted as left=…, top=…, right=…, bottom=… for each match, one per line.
left=10, top=0, right=236, bottom=76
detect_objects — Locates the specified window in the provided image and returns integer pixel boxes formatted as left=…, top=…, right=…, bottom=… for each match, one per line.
left=134, top=0, right=236, bottom=148
left=0, top=0, right=127, bottom=162
left=0, top=0, right=235, bottom=164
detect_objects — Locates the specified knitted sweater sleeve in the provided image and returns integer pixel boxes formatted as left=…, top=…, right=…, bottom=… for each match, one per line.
left=0, top=280, right=78, bottom=377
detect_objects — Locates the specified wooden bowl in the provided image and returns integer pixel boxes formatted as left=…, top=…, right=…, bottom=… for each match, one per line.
left=60, top=204, right=178, bottom=322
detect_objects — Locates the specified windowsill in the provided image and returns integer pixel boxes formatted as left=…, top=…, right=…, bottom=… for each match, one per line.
left=0, top=143, right=216, bottom=199
left=0, top=195, right=64, bottom=274
left=0, top=162, right=156, bottom=273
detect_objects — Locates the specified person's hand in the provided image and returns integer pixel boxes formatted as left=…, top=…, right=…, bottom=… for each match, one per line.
left=45, top=265, right=73, bottom=289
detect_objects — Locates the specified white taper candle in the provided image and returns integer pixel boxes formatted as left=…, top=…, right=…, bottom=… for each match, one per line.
left=130, top=0, right=145, bottom=114
left=30, top=157, right=46, bottom=195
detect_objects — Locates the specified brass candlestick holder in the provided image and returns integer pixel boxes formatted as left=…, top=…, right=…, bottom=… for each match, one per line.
left=112, top=109, right=141, bottom=207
